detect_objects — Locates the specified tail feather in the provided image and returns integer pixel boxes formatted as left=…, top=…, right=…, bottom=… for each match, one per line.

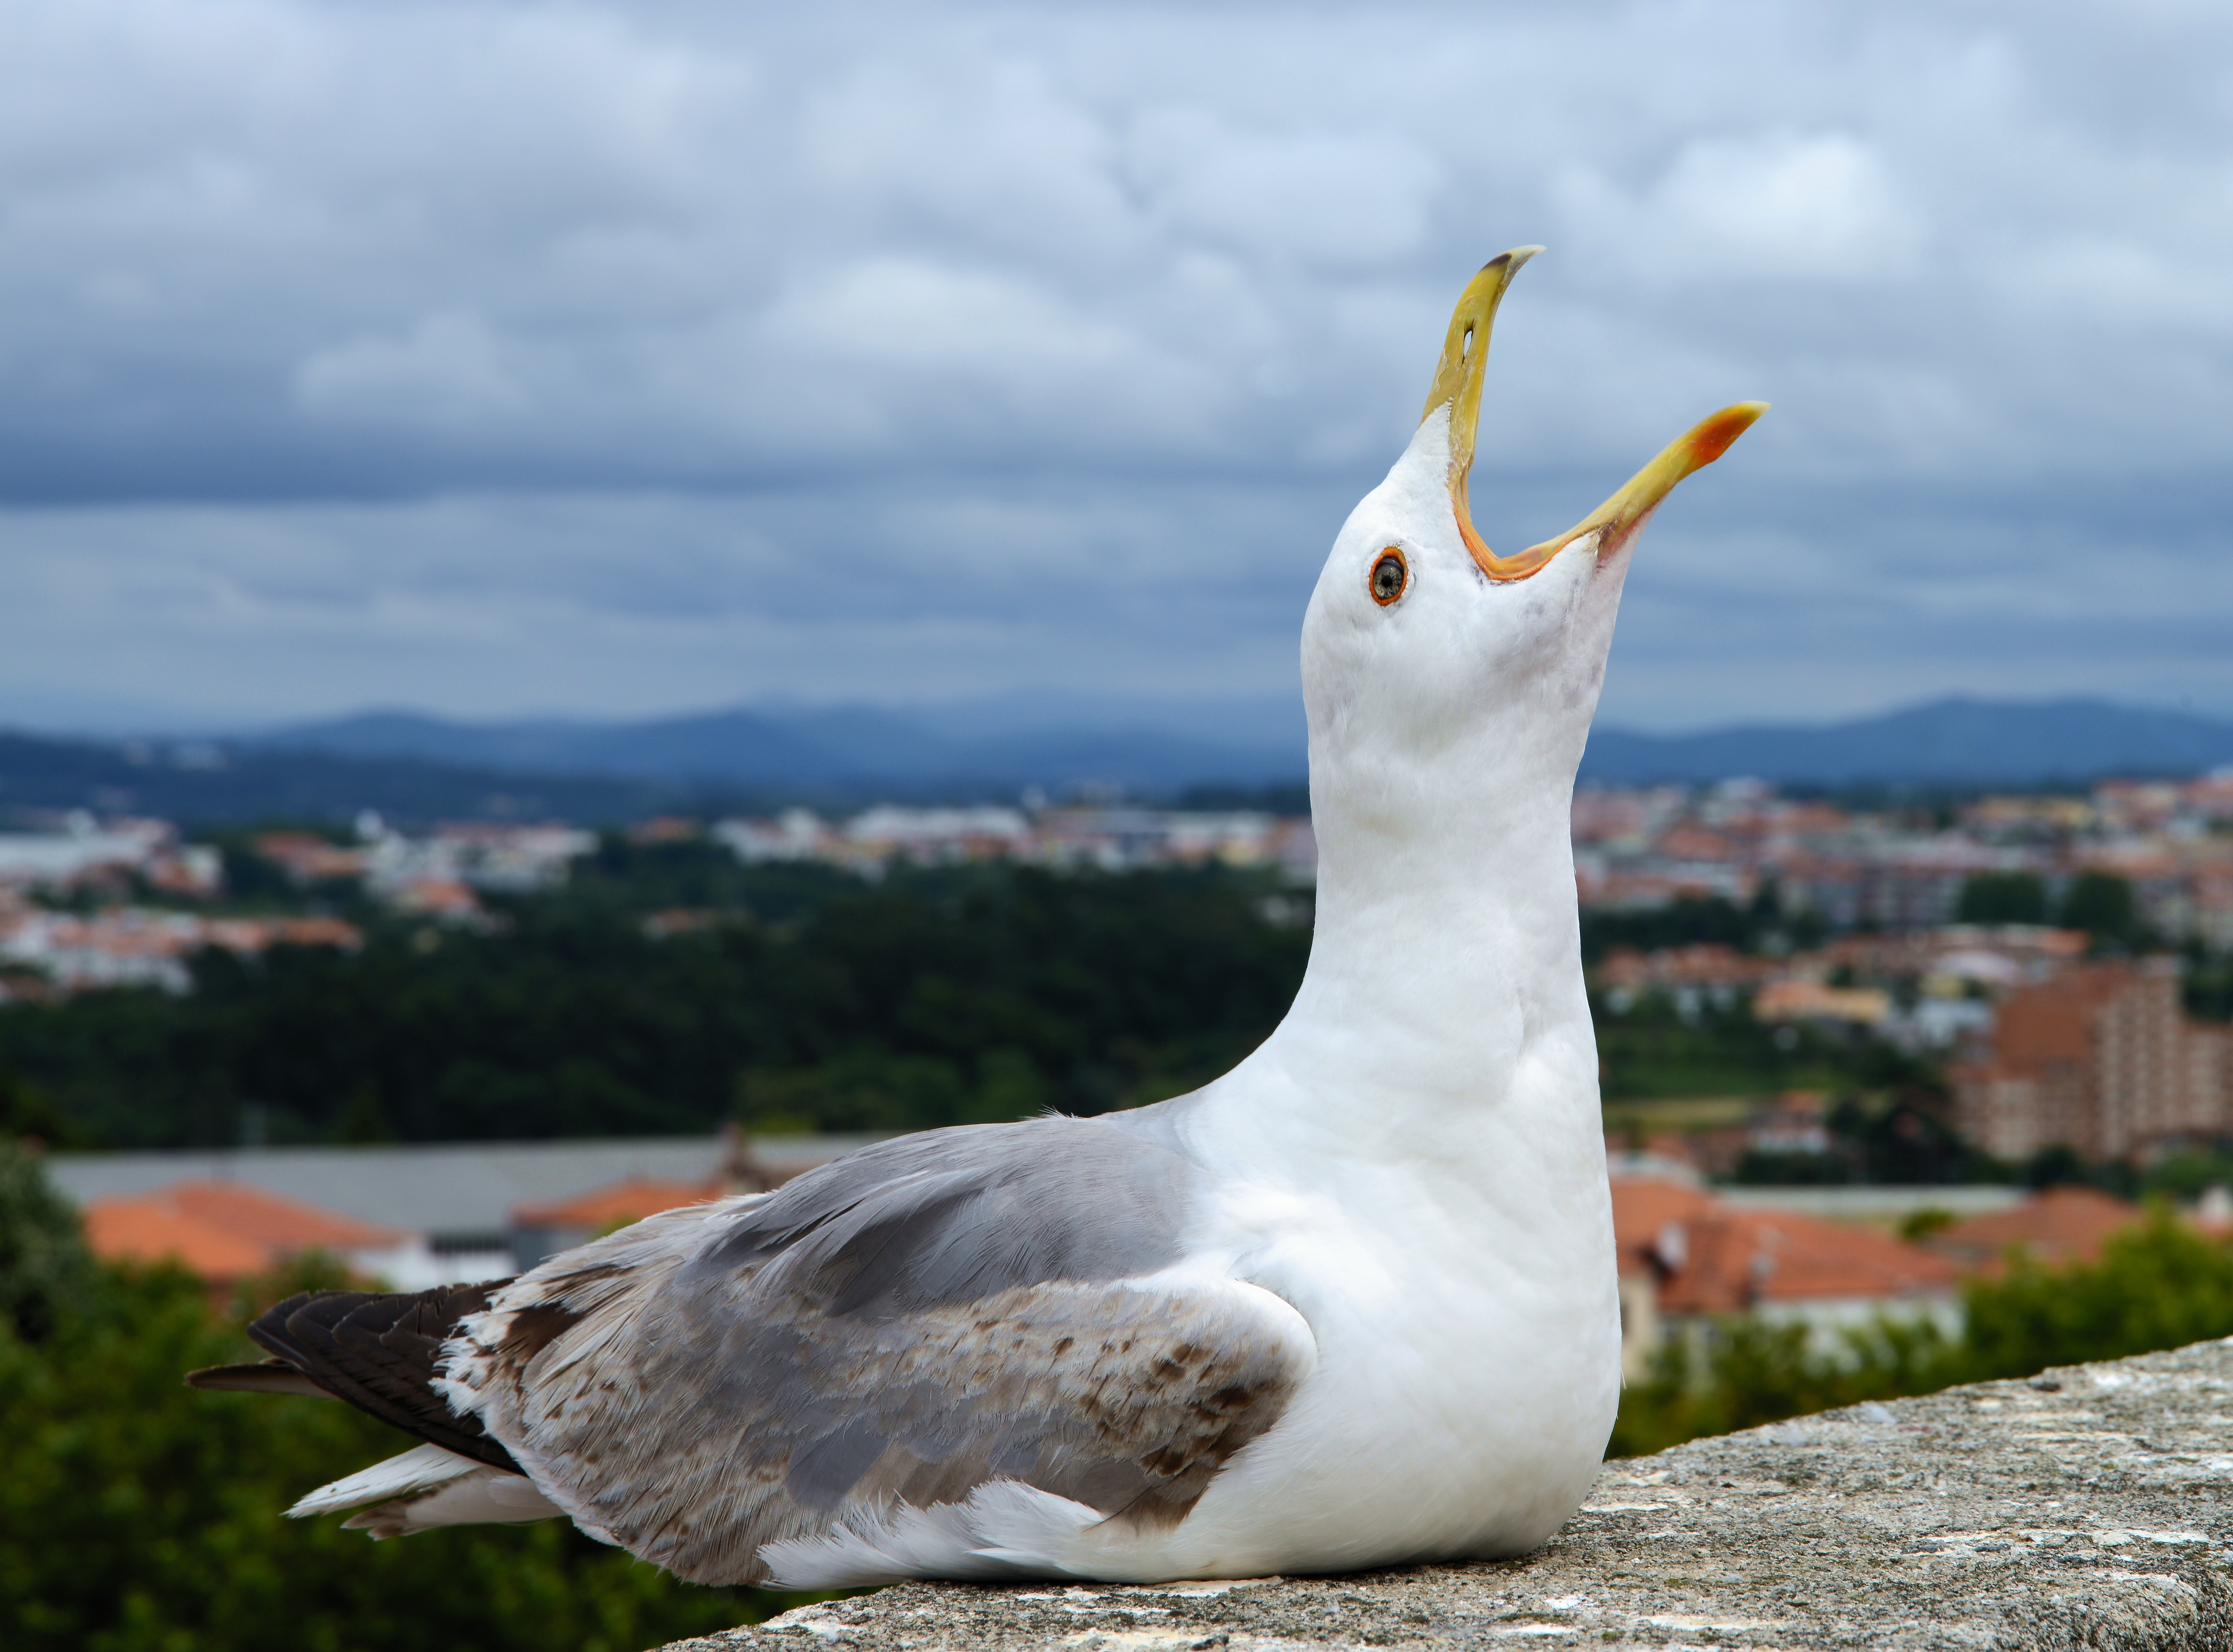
left=341, top=1469, right=565, bottom=1539
left=190, top=1277, right=579, bottom=1541
left=246, top=1281, right=520, bottom=1471
left=185, top=1358, right=336, bottom=1400
left=287, top=1441, right=563, bottom=1539
left=288, top=1441, right=483, bottom=1517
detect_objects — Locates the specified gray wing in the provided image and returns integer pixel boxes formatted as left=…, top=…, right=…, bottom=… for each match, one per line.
left=441, top=1115, right=1311, bottom=1584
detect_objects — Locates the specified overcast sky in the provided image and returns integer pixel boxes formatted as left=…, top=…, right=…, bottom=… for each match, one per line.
left=0, top=0, right=2227, bottom=734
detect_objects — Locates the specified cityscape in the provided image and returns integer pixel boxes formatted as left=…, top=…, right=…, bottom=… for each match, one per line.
left=16, top=758, right=2232, bottom=1438
left=2, top=0, right=2229, bottom=1638
left=5, top=767, right=2229, bottom=1179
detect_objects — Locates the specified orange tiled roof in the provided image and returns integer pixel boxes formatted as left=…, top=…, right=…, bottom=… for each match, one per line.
left=395, top=877, right=479, bottom=914
left=512, top=1177, right=720, bottom=1230
left=1610, top=1176, right=1959, bottom=1314
left=81, top=1179, right=404, bottom=1284
left=1753, top=980, right=1890, bottom=1025
left=1926, top=1186, right=2140, bottom=1275
left=84, top=1198, right=272, bottom=1281
left=1609, top=1176, right=1716, bottom=1275
left=155, top=1179, right=403, bottom=1250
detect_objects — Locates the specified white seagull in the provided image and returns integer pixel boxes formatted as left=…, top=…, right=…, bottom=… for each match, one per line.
left=191, top=248, right=1764, bottom=1588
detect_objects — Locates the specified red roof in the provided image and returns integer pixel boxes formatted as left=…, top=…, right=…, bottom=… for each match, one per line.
left=512, top=1177, right=720, bottom=1231
left=1610, top=1176, right=1959, bottom=1314
left=83, top=1178, right=402, bottom=1283
left=157, top=1179, right=402, bottom=1250
left=1609, top=1176, right=1715, bottom=1272
left=84, top=1199, right=272, bottom=1282
left=1926, top=1186, right=2140, bottom=1275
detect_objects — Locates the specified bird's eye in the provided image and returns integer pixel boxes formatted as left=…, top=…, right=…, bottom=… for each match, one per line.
left=1369, top=549, right=1408, bottom=606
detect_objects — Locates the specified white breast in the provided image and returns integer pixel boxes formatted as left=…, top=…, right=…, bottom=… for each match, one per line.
left=1058, top=1033, right=1621, bottom=1582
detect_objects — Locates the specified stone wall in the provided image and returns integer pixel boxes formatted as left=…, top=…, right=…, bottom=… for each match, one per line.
left=659, top=1336, right=2233, bottom=1651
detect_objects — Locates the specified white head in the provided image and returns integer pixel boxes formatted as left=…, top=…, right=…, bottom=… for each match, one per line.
left=1305, top=250, right=1762, bottom=902
left=1295, top=251, right=1763, bottom=1070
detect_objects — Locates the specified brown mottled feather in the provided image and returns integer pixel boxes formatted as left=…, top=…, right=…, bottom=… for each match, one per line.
left=445, top=1118, right=1311, bottom=1584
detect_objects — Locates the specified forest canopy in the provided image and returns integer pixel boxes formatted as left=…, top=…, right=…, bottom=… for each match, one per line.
left=0, top=857, right=1314, bottom=1149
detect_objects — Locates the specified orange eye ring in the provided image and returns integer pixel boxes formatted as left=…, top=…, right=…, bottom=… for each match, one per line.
left=1369, top=547, right=1409, bottom=606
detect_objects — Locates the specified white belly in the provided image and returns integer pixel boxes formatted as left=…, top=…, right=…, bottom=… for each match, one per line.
left=1051, top=1131, right=1623, bottom=1582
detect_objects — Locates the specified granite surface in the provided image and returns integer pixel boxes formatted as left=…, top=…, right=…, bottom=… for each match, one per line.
left=657, top=1338, right=2233, bottom=1651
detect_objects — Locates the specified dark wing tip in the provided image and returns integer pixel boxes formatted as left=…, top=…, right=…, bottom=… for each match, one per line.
left=229, top=1280, right=524, bottom=1472
left=185, top=1358, right=338, bottom=1399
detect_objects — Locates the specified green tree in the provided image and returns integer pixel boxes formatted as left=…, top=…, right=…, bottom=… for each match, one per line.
left=0, top=1070, right=72, bottom=1146
left=1580, top=894, right=1762, bottom=965
left=331, top=1083, right=396, bottom=1145
left=1962, top=1209, right=2233, bottom=1377
left=0, top=1264, right=799, bottom=1650
left=0, top=863, right=1312, bottom=1148
left=737, top=1052, right=968, bottom=1134
left=2059, top=871, right=2140, bottom=949
left=2184, top=940, right=2233, bottom=1023
left=1609, top=1213, right=2233, bottom=1460
left=1609, top=1315, right=1959, bottom=1459
left=0, top=1141, right=93, bottom=1342
left=2144, top=1147, right=2233, bottom=1201
left=0, top=1154, right=802, bottom=1650
left=969, top=1047, right=1051, bottom=1124
left=1954, top=871, right=2047, bottom=926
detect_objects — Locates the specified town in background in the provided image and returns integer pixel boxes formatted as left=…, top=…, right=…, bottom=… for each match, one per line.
left=2, top=765, right=2231, bottom=1401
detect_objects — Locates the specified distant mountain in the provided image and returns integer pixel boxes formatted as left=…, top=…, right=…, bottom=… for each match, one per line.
left=1578, top=697, right=2233, bottom=786
left=256, top=698, right=1310, bottom=793
left=262, top=694, right=2233, bottom=797
left=2, top=694, right=2225, bottom=828
left=0, top=730, right=728, bottom=827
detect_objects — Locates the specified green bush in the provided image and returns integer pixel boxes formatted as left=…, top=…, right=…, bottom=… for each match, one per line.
left=1963, top=1209, right=2233, bottom=1377
left=0, top=1154, right=799, bottom=1651
left=2059, top=870, right=2142, bottom=949
left=0, top=1142, right=93, bottom=1342
left=0, top=1261, right=805, bottom=1652
left=1611, top=1314, right=1961, bottom=1459
left=1611, top=1210, right=2233, bottom=1459
left=0, top=863, right=1309, bottom=1148
left=1955, top=871, right=2048, bottom=926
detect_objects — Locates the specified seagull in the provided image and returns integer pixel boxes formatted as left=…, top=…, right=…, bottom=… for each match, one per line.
left=190, top=248, right=1764, bottom=1589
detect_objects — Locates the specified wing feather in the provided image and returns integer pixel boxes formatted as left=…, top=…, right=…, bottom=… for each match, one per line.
left=250, top=1281, right=520, bottom=1470
left=444, top=1117, right=1310, bottom=1584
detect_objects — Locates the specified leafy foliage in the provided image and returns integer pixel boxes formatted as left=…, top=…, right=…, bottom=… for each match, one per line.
left=2178, top=938, right=2233, bottom=1023
left=0, top=1070, right=76, bottom=1148
left=1610, top=1315, right=1959, bottom=1459
left=1729, top=1092, right=1995, bottom=1187
left=1592, top=988, right=1937, bottom=1106
left=0, top=863, right=1310, bottom=1148
left=0, top=1142, right=94, bottom=1341
left=2142, top=1145, right=2233, bottom=1200
left=0, top=1158, right=794, bottom=1651
left=1579, top=886, right=1821, bottom=966
left=2060, top=870, right=2143, bottom=950
left=1962, top=1210, right=2233, bottom=1375
left=1612, top=1210, right=2233, bottom=1458
left=1954, top=871, right=2047, bottom=926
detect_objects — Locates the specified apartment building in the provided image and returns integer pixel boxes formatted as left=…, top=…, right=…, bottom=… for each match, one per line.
left=1952, top=960, right=2233, bottom=1160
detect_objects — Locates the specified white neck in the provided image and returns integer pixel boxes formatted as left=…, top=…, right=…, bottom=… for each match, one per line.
left=1279, top=758, right=1588, bottom=1105
left=1172, top=418, right=1632, bottom=1177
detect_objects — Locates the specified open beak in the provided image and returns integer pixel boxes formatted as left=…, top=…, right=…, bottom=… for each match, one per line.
left=1421, top=249, right=1768, bottom=581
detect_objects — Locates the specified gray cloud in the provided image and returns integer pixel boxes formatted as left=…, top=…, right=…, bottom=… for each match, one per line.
left=0, top=0, right=2226, bottom=730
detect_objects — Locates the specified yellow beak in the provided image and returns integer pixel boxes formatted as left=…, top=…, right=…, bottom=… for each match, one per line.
left=1420, top=249, right=1768, bottom=581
